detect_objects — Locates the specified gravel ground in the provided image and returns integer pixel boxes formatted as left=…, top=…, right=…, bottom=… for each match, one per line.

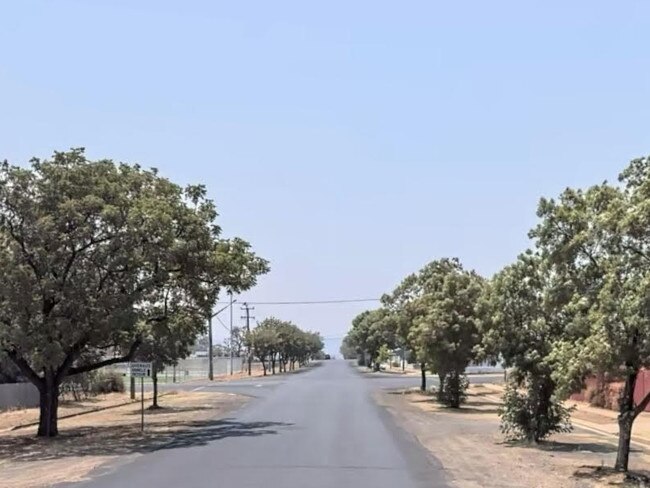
left=376, top=384, right=650, bottom=488
left=0, top=391, right=247, bottom=488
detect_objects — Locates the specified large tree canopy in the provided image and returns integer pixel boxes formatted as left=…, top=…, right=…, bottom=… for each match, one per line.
left=531, top=157, right=650, bottom=471
left=246, top=317, right=323, bottom=376
left=0, top=149, right=267, bottom=436
left=411, top=259, right=484, bottom=407
left=477, top=252, right=572, bottom=441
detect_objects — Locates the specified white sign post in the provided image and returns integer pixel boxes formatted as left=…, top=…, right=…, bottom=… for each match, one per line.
left=129, top=362, right=152, bottom=432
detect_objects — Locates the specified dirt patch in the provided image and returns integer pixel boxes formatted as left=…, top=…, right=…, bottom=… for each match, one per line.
left=377, top=386, right=650, bottom=488
left=0, top=391, right=248, bottom=488
left=0, top=392, right=139, bottom=432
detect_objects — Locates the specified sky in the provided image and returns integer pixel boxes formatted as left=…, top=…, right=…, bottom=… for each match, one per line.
left=2, top=1, right=650, bottom=355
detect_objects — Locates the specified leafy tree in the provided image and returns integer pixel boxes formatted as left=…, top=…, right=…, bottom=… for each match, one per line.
left=383, top=272, right=429, bottom=389
left=412, top=259, right=483, bottom=407
left=477, top=252, right=572, bottom=441
left=224, top=326, right=245, bottom=357
left=136, top=308, right=204, bottom=409
left=247, top=321, right=280, bottom=376
left=377, top=344, right=391, bottom=367
left=207, top=238, right=269, bottom=378
left=531, top=159, right=650, bottom=471
left=339, top=337, right=357, bottom=360
left=300, top=331, right=325, bottom=365
left=346, top=309, right=394, bottom=371
left=275, top=320, right=302, bottom=373
left=0, top=150, right=256, bottom=436
left=245, top=317, right=322, bottom=375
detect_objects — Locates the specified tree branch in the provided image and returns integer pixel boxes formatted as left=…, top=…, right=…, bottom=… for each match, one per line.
left=67, top=337, right=142, bottom=376
left=4, top=349, right=44, bottom=389
left=634, top=390, right=650, bottom=418
left=55, top=336, right=90, bottom=382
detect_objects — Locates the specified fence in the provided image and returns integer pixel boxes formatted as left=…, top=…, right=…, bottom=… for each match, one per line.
left=0, top=383, right=39, bottom=411
left=108, top=356, right=246, bottom=383
left=570, top=369, right=650, bottom=413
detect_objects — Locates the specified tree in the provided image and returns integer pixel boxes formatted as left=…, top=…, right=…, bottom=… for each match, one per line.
left=247, top=321, right=280, bottom=376
left=136, top=308, right=204, bottom=409
left=477, top=252, right=572, bottom=442
left=300, top=331, right=325, bottom=365
left=531, top=159, right=650, bottom=471
left=245, top=318, right=322, bottom=375
left=346, top=309, right=394, bottom=371
left=339, top=337, right=357, bottom=360
left=412, top=259, right=483, bottom=407
left=0, top=150, right=254, bottom=436
left=275, top=320, right=301, bottom=373
left=205, top=237, right=269, bottom=379
left=377, top=344, right=391, bottom=367
left=382, top=272, right=428, bottom=389
left=225, top=326, right=245, bottom=357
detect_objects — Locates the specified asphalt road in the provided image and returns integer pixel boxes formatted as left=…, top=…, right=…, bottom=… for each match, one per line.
left=62, top=360, right=452, bottom=488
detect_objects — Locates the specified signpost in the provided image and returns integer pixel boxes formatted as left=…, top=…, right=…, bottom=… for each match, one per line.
left=129, top=362, right=152, bottom=432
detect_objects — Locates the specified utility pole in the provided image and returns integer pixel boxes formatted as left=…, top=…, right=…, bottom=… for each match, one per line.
left=208, top=315, right=214, bottom=381
left=208, top=300, right=238, bottom=381
left=229, top=292, right=234, bottom=375
left=241, top=302, right=255, bottom=375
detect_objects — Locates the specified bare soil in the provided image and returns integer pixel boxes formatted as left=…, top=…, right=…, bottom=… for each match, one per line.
left=0, top=391, right=247, bottom=488
left=377, top=384, right=650, bottom=488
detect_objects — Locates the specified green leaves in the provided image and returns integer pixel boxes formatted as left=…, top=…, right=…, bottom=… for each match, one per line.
left=246, top=317, right=323, bottom=369
left=410, top=260, right=484, bottom=379
left=0, top=149, right=268, bottom=385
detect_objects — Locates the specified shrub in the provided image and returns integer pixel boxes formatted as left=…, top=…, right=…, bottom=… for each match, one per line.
left=499, top=379, right=573, bottom=442
left=60, top=372, right=96, bottom=401
left=91, top=371, right=125, bottom=395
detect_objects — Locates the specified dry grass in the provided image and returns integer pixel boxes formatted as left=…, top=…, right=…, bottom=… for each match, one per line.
left=378, top=385, right=650, bottom=488
left=0, top=391, right=248, bottom=488
left=0, top=392, right=140, bottom=432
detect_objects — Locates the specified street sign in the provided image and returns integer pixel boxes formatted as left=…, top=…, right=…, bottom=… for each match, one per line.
left=129, top=362, right=152, bottom=377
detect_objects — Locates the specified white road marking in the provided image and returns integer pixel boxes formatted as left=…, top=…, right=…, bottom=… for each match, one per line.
left=192, top=386, right=205, bottom=392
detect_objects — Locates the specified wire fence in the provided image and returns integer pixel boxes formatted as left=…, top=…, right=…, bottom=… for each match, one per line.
left=108, top=356, right=247, bottom=384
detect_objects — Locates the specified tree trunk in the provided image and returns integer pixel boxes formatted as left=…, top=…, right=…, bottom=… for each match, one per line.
left=615, top=369, right=638, bottom=471
left=248, top=354, right=252, bottom=376
left=533, top=376, right=554, bottom=442
left=151, top=365, right=160, bottom=409
left=271, top=356, right=276, bottom=375
left=130, top=376, right=136, bottom=400
left=37, top=372, right=59, bottom=437
left=616, top=412, right=634, bottom=472
left=420, top=362, right=426, bottom=391
left=448, top=372, right=460, bottom=408
left=261, top=359, right=267, bottom=376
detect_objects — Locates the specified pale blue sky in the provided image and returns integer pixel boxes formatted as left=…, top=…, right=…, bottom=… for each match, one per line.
left=2, top=1, right=650, bottom=354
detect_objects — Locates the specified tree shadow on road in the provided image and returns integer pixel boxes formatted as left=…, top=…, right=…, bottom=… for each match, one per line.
left=447, top=406, right=501, bottom=415
left=0, top=418, right=292, bottom=462
left=124, top=405, right=213, bottom=416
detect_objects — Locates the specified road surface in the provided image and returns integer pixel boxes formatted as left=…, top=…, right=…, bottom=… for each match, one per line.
left=62, top=360, right=450, bottom=488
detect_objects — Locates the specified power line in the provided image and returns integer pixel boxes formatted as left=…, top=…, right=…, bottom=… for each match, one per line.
left=217, top=298, right=380, bottom=305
